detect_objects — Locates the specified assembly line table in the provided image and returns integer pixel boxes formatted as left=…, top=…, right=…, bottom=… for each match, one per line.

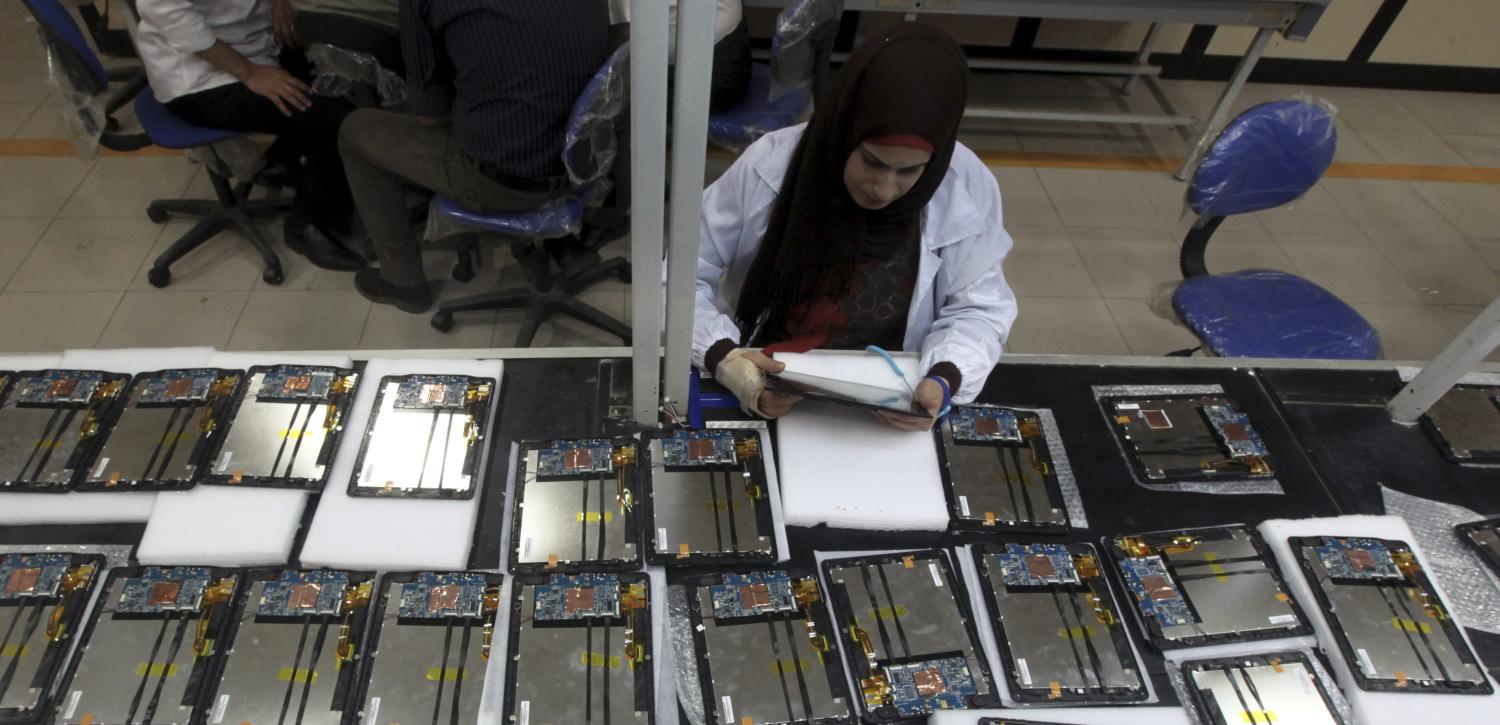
left=745, top=0, right=1332, bottom=178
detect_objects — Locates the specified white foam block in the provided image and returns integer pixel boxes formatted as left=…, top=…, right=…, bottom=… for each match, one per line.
left=298, top=358, right=504, bottom=571
left=650, top=566, right=675, bottom=725
left=0, top=348, right=215, bottom=526
left=931, top=707, right=1191, bottom=725
left=477, top=576, right=515, bottom=722
left=1258, top=515, right=1500, bottom=725
left=134, top=352, right=354, bottom=565
left=774, top=351, right=946, bottom=530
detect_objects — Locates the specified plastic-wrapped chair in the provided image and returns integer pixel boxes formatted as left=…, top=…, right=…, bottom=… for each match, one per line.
left=427, top=44, right=632, bottom=346
left=707, top=0, right=842, bottom=151
left=23, top=0, right=293, bottom=287
left=1171, top=99, right=1381, bottom=360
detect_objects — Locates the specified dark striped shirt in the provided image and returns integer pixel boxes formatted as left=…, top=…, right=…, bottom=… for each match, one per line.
left=401, top=0, right=608, bottom=179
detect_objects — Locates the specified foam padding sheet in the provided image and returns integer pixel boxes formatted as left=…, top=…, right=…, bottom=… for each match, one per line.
left=774, top=351, right=946, bottom=530
left=298, top=358, right=503, bottom=570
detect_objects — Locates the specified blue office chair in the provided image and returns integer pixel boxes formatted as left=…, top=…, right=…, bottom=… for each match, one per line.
left=24, top=0, right=292, bottom=288
left=707, top=0, right=842, bottom=151
left=1171, top=99, right=1381, bottom=360
left=428, top=44, right=633, bottom=346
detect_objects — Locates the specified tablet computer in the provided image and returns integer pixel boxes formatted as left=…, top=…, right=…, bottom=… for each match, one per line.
left=764, top=370, right=931, bottom=419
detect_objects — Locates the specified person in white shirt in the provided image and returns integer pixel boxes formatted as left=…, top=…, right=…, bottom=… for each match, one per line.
left=136, top=0, right=365, bottom=271
left=695, top=23, right=1016, bottom=430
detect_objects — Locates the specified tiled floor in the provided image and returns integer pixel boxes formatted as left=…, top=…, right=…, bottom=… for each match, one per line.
left=4, top=4, right=1500, bottom=360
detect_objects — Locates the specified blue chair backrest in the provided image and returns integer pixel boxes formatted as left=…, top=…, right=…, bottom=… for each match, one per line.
left=770, top=0, right=842, bottom=99
left=22, top=0, right=109, bottom=95
left=1187, top=99, right=1337, bottom=218
left=562, top=43, right=630, bottom=188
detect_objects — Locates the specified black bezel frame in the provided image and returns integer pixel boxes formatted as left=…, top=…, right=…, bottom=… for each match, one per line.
left=506, top=437, right=644, bottom=574
left=345, top=374, right=497, bottom=501
left=199, top=365, right=359, bottom=491
left=934, top=405, right=1070, bottom=534
left=1098, top=393, right=1273, bottom=484
left=640, top=428, right=779, bottom=567
left=0, top=552, right=105, bottom=724
left=1178, top=651, right=1345, bottom=725
left=0, top=369, right=130, bottom=493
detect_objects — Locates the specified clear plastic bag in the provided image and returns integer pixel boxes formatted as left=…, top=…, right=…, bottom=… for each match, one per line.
left=34, top=24, right=108, bottom=160
left=1187, top=94, right=1339, bottom=218
left=188, top=136, right=265, bottom=185
left=422, top=179, right=611, bottom=243
left=769, top=0, right=841, bottom=102
left=307, top=42, right=406, bottom=109
left=563, top=43, right=629, bottom=187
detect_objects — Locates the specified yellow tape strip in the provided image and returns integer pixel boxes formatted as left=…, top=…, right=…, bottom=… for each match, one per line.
left=276, top=666, right=318, bottom=683
left=425, top=666, right=466, bottom=682
left=134, top=662, right=180, bottom=677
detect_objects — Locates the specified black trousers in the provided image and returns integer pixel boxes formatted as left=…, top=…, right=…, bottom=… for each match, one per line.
left=166, top=51, right=356, bottom=232
left=710, top=18, right=752, bottom=113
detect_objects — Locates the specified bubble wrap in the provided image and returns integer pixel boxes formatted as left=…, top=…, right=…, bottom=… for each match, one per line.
left=307, top=42, right=406, bottom=108
left=1166, top=646, right=1352, bottom=725
left=1380, top=486, right=1500, bottom=635
left=1009, top=406, right=1088, bottom=529
left=1092, top=383, right=1285, bottom=496
left=666, top=584, right=706, bottom=725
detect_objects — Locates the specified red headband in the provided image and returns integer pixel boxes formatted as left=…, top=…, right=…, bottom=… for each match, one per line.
left=866, top=133, right=934, bottom=152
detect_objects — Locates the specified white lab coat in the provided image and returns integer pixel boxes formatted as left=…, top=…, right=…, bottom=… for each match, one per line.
left=136, top=0, right=279, bottom=103
left=694, top=123, right=1018, bottom=403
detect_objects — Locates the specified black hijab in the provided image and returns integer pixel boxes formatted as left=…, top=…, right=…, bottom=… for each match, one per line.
left=735, top=23, right=969, bottom=344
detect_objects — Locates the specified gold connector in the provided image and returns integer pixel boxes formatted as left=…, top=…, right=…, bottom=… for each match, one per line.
left=734, top=435, right=760, bottom=460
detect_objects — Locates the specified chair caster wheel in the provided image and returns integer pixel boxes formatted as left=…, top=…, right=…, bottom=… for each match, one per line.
left=617, top=264, right=632, bottom=284
left=262, top=267, right=284, bottom=285
left=452, top=264, right=475, bottom=283
left=431, top=312, right=454, bottom=332
left=146, top=205, right=169, bottom=224
left=147, top=267, right=171, bottom=288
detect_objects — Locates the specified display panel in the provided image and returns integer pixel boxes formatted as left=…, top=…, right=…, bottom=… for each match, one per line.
left=0, top=370, right=128, bottom=492
left=0, top=553, right=101, bottom=723
left=509, top=438, right=642, bottom=572
left=1102, top=395, right=1273, bottom=483
left=936, top=405, right=1067, bottom=531
left=644, top=429, right=776, bottom=565
left=76, top=368, right=241, bottom=491
left=202, top=365, right=359, bottom=490
left=348, top=374, right=494, bottom=499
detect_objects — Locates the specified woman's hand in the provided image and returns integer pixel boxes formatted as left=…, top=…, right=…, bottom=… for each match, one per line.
left=717, top=349, right=800, bottom=418
left=243, top=64, right=312, bottom=116
left=873, top=377, right=944, bottom=431
left=272, top=0, right=299, bottom=48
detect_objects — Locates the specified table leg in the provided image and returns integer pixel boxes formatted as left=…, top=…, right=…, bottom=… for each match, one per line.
left=1121, top=22, right=1161, bottom=95
left=1175, top=26, right=1275, bottom=180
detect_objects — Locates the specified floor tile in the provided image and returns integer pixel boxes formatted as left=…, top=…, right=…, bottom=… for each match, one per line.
left=1068, top=227, right=1180, bottom=299
left=1390, top=91, right=1500, bottom=136
left=1036, top=168, right=1160, bottom=229
left=0, top=156, right=91, bottom=218
left=1201, top=231, right=1298, bottom=275
left=491, top=287, right=632, bottom=349
left=9, top=101, right=65, bottom=139
left=1441, top=134, right=1500, bottom=168
left=993, top=167, right=1062, bottom=228
left=1319, top=87, right=1431, bottom=134
left=1412, top=182, right=1500, bottom=237
left=1322, top=178, right=1460, bottom=240
left=0, top=55, right=46, bottom=103
left=128, top=218, right=267, bottom=291
left=1004, top=296, right=1130, bottom=355
left=1003, top=226, right=1097, bottom=298
left=1254, top=184, right=1357, bottom=236
left=0, top=101, right=35, bottom=137
left=1275, top=232, right=1422, bottom=304
left=1426, top=303, right=1500, bottom=362
left=96, top=290, right=248, bottom=348
left=7, top=217, right=159, bottom=292
left=0, top=218, right=50, bottom=288
left=1358, top=129, right=1469, bottom=167
left=1371, top=235, right=1500, bottom=305
left=226, top=290, right=371, bottom=350
left=360, top=299, right=496, bottom=350
left=0, top=290, right=119, bottom=352
left=1104, top=297, right=1200, bottom=356
left=1466, top=237, right=1500, bottom=272
left=251, top=228, right=359, bottom=292
left=58, top=156, right=198, bottom=218
left=1131, top=171, right=1265, bottom=234
left=1351, top=303, right=1457, bottom=362
left=1331, top=124, right=1381, bottom=165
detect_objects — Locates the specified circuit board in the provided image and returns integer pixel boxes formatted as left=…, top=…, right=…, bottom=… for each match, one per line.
left=973, top=542, right=1147, bottom=704
left=533, top=573, right=623, bottom=621
left=0, top=369, right=128, bottom=491
left=511, top=438, right=641, bottom=572
left=0, top=553, right=99, bottom=722
left=822, top=551, right=995, bottom=720
left=646, top=428, right=776, bottom=566
left=505, top=571, right=652, bottom=724
left=992, top=543, right=1082, bottom=587
left=1293, top=536, right=1492, bottom=694
left=1118, top=555, right=1194, bottom=626
left=1421, top=385, right=1500, bottom=462
left=352, top=571, right=502, bottom=725
left=1102, top=395, right=1274, bottom=483
left=204, top=568, right=373, bottom=725
left=203, top=365, right=357, bottom=490
left=950, top=406, right=1022, bottom=443
left=77, top=368, right=242, bottom=491
left=396, top=571, right=491, bottom=619
left=660, top=429, right=738, bottom=467
left=348, top=374, right=493, bottom=499
left=257, top=569, right=350, bottom=617
left=1181, top=652, right=1346, bottom=725
left=54, top=566, right=237, bottom=725
left=1456, top=518, right=1500, bottom=577
left=937, top=406, right=1068, bottom=532
left=709, top=571, right=799, bottom=621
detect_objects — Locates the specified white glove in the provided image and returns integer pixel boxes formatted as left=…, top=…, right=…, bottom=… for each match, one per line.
left=716, top=347, right=769, bottom=417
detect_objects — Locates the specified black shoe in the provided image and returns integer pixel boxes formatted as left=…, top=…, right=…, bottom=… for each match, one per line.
left=355, top=268, right=432, bottom=313
left=284, top=220, right=366, bottom=271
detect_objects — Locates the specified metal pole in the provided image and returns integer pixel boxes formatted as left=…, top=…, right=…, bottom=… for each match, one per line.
left=1175, top=26, right=1273, bottom=180
left=630, top=0, right=670, bottom=425
left=1121, top=22, right=1161, bottom=95
left=1389, top=294, right=1500, bottom=423
left=662, top=0, right=715, bottom=414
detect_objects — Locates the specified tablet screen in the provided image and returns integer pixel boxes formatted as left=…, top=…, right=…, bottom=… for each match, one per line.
left=764, top=370, right=931, bottom=419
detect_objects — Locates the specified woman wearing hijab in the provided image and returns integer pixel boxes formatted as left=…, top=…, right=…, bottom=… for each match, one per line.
left=694, top=23, right=1017, bottom=430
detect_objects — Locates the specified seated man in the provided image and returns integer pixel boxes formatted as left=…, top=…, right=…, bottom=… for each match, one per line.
left=136, top=0, right=365, bottom=270
left=340, top=0, right=609, bottom=313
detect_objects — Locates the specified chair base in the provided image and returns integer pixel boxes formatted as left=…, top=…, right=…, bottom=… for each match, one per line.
left=433, top=241, right=631, bottom=348
left=145, top=172, right=292, bottom=287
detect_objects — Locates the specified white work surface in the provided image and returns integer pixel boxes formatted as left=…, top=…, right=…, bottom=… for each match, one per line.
left=774, top=351, right=947, bottom=530
left=135, top=352, right=352, bottom=565
left=298, top=358, right=504, bottom=571
left=0, top=348, right=214, bottom=525
left=1258, top=515, right=1500, bottom=725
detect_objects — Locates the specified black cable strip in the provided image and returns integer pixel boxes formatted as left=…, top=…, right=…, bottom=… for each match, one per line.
left=282, top=402, right=316, bottom=479
left=29, top=408, right=77, bottom=481
left=1375, top=584, right=1436, bottom=681
left=450, top=620, right=472, bottom=725
left=17, top=408, right=61, bottom=483
left=0, top=601, right=42, bottom=702
left=126, top=615, right=172, bottom=723
left=416, top=409, right=441, bottom=491
left=765, top=618, right=796, bottom=721
left=268, top=404, right=301, bottom=480
left=276, top=616, right=314, bottom=725
left=293, top=615, right=332, bottom=725
left=155, top=401, right=199, bottom=481
left=1008, top=446, right=1037, bottom=522
left=140, top=403, right=181, bottom=481
left=708, top=471, right=725, bottom=552
left=141, top=612, right=191, bottom=723
left=1048, top=587, right=1092, bottom=689
left=857, top=565, right=896, bottom=659
left=784, top=617, right=816, bottom=719
left=721, top=470, right=740, bottom=552
left=431, top=618, right=454, bottom=725
left=875, top=564, right=911, bottom=658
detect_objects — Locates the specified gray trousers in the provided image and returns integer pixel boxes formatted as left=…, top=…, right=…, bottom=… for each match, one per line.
left=338, top=109, right=554, bottom=290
